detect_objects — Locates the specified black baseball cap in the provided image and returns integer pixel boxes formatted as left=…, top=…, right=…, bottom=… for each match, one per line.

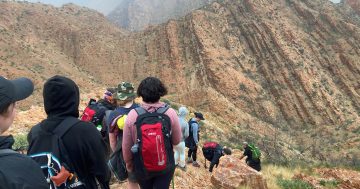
left=194, top=112, right=205, bottom=120
left=0, top=76, right=34, bottom=110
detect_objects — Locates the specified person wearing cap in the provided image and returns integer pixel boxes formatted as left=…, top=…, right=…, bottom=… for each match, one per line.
left=107, top=82, right=139, bottom=189
left=202, top=142, right=232, bottom=172
left=185, top=112, right=205, bottom=167
left=27, top=75, right=110, bottom=189
left=239, top=142, right=261, bottom=171
left=0, top=76, right=48, bottom=188
left=122, top=77, right=181, bottom=189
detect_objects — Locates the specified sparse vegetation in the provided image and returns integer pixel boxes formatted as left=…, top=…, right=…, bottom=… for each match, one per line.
left=277, top=178, right=313, bottom=189
left=12, top=134, right=28, bottom=151
left=319, top=180, right=339, bottom=188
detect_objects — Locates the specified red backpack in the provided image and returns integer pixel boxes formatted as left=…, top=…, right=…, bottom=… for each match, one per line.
left=131, top=105, right=175, bottom=179
left=80, top=99, right=107, bottom=129
left=202, top=142, right=219, bottom=160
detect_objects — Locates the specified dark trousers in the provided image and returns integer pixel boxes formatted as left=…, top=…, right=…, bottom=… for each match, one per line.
left=138, top=169, right=175, bottom=189
left=188, top=146, right=198, bottom=161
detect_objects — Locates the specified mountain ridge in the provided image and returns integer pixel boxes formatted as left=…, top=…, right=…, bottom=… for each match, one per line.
left=0, top=0, right=359, bottom=166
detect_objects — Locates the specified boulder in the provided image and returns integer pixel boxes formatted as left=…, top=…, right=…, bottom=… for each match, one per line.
left=211, top=156, right=267, bottom=189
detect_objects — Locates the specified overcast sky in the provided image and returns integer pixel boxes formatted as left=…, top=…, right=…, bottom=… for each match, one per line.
left=27, top=0, right=121, bottom=14
left=27, top=0, right=342, bottom=15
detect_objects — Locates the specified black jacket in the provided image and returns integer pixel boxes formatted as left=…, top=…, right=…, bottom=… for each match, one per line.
left=203, top=144, right=224, bottom=172
left=0, top=136, right=48, bottom=189
left=243, top=146, right=261, bottom=171
left=27, top=75, right=110, bottom=189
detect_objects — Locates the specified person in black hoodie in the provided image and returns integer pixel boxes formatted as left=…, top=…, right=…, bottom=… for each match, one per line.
left=0, top=76, right=48, bottom=189
left=27, top=75, right=110, bottom=189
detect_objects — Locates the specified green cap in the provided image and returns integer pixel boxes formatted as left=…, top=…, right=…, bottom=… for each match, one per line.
left=114, top=82, right=136, bottom=100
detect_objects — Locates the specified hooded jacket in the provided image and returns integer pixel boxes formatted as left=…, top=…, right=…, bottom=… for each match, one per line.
left=178, top=107, right=189, bottom=141
left=27, top=75, right=110, bottom=189
left=0, top=135, right=48, bottom=189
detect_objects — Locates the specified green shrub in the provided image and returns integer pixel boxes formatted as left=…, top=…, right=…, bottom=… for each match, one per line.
left=277, top=177, right=313, bottom=189
left=12, top=134, right=28, bottom=151
left=319, top=180, right=339, bottom=188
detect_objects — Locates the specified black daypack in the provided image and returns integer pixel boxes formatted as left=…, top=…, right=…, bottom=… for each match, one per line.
left=202, top=142, right=218, bottom=161
left=131, top=105, right=175, bottom=179
left=27, top=118, right=85, bottom=189
left=107, top=138, right=127, bottom=182
left=107, top=112, right=128, bottom=182
left=81, top=100, right=107, bottom=130
left=185, top=119, right=198, bottom=148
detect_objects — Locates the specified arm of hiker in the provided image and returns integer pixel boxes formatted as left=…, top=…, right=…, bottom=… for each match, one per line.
left=192, top=123, right=199, bottom=145
left=184, top=122, right=189, bottom=139
left=85, top=128, right=110, bottom=189
left=109, top=132, right=117, bottom=152
left=122, top=109, right=137, bottom=172
left=168, top=108, right=181, bottom=146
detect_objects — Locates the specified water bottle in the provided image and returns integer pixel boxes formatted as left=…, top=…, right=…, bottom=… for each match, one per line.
left=131, top=143, right=139, bottom=154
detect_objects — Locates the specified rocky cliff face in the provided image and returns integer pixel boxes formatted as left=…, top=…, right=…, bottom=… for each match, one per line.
left=107, top=0, right=214, bottom=31
left=111, top=0, right=360, bottom=164
left=1, top=0, right=359, bottom=165
left=343, top=0, right=360, bottom=15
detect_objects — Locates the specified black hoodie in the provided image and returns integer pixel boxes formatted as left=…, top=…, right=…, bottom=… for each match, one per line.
left=27, top=75, right=110, bottom=189
left=0, top=135, right=48, bottom=189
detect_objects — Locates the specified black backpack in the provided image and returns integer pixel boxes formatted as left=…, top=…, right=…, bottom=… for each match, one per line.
left=202, top=142, right=218, bottom=161
left=80, top=100, right=107, bottom=129
left=185, top=119, right=198, bottom=148
left=131, top=105, right=175, bottom=179
left=27, top=117, right=85, bottom=189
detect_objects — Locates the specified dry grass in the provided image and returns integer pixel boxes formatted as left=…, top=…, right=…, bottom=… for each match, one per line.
left=262, top=164, right=304, bottom=189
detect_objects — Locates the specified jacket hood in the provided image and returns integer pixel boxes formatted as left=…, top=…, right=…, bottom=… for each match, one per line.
left=178, top=107, right=188, bottom=118
left=43, top=75, right=79, bottom=118
left=0, top=135, right=14, bottom=149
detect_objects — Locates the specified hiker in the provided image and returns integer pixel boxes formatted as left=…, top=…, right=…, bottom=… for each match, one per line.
left=173, top=106, right=189, bottom=171
left=239, top=142, right=261, bottom=171
left=202, top=142, right=232, bottom=172
left=122, top=77, right=181, bottom=189
left=81, top=88, right=116, bottom=142
left=27, top=75, right=110, bottom=189
left=107, top=82, right=139, bottom=189
left=185, top=112, right=205, bottom=167
left=0, top=76, right=48, bottom=189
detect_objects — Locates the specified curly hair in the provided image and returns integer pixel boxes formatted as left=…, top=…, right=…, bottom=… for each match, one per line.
left=137, top=77, right=168, bottom=103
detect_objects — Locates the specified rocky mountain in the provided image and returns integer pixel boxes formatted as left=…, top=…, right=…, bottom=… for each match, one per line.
left=107, top=0, right=215, bottom=31
left=342, top=0, right=360, bottom=15
left=1, top=0, right=359, bottom=167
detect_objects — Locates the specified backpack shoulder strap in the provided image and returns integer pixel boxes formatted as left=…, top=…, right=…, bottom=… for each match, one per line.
left=0, top=149, right=17, bottom=156
left=135, top=107, right=147, bottom=116
left=156, top=105, right=170, bottom=114
left=53, top=117, right=80, bottom=138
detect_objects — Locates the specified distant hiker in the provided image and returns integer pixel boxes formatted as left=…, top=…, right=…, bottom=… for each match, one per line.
left=202, top=142, right=232, bottom=172
left=107, top=82, right=139, bottom=188
left=81, top=88, right=116, bottom=139
left=185, top=112, right=205, bottom=167
left=27, top=75, right=110, bottom=189
left=174, top=106, right=189, bottom=171
left=239, top=142, right=261, bottom=171
left=0, top=76, right=48, bottom=189
left=122, top=77, right=181, bottom=189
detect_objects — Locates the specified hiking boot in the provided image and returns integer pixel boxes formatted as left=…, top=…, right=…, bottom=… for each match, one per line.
left=178, top=165, right=187, bottom=172
left=186, top=158, right=193, bottom=164
left=192, top=161, right=200, bottom=168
